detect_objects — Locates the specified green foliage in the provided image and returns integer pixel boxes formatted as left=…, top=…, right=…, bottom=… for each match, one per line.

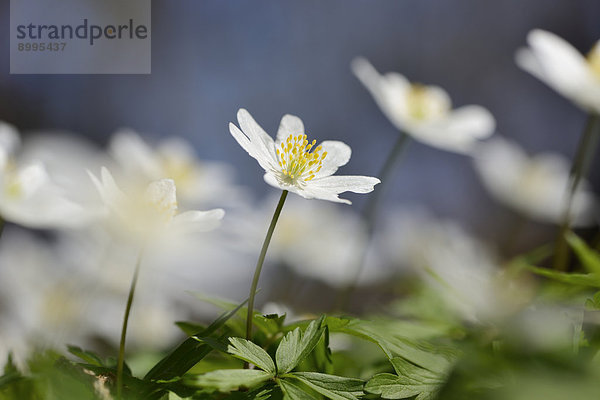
left=365, top=357, right=446, bottom=400
left=228, top=337, right=276, bottom=373
left=276, top=316, right=326, bottom=374
left=187, top=369, right=274, bottom=391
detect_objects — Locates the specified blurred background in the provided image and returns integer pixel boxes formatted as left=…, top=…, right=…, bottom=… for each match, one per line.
left=1, top=1, right=600, bottom=233
left=1, top=0, right=600, bottom=360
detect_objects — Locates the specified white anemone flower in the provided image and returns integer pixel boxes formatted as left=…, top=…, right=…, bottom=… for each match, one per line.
left=351, top=57, right=496, bottom=154
left=473, top=137, right=596, bottom=226
left=516, top=30, right=600, bottom=114
left=0, top=122, right=86, bottom=229
left=229, top=109, right=380, bottom=204
left=89, top=167, right=224, bottom=243
left=109, top=129, right=243, bottom=208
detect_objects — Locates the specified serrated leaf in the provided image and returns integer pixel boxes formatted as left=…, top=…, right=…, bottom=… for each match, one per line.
left=364, top=357, right=446, bottom=400
left=276, top=315, right=325, bottom=373
left=287, top=372, right=364, bottom=400
left=336, top=319, right=455, bottom=375
left=227, top=337, right=276, bottom=373
left=187, top=369, right=273, bottom=391
left=567, top=232, right=600, bottom=274
left=279, top=379, right=319, bottom=400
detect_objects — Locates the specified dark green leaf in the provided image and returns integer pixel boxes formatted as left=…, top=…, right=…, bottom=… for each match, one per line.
left=175, top=321, right=207, bottom=336
left=144, top=298, right=246, bottom=381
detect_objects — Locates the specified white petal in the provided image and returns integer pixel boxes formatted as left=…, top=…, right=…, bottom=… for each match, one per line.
left=352, top=58, right=410, bottom=130
left=310, top=175, right=380, bottom=194
left=410, top=105, right=496, bottom=154
left=0, top=122, right=20, bottom=155
left=88, top=167, right=126, bottom=209
left=171, top=209, right=224, bottom=233
left=276, top=114, right=305, bottom=144
left=236, top=109, right=277, bottom=163
left=109, top=129, right=162, bottom=179
left=16, top=163, right=48, bottom=197
left=314, top=141, right=352, bottom=177
left=517, top=30, right=599, bottom=111
left=229, top=123, right=276, bottom=173
left=145, top=179, right=177, bottom=214
left=263, top=172, right=344, bottom=203
left=263, top=172, right=286, bottom=192
left=297, top=184, right=352, bottom=204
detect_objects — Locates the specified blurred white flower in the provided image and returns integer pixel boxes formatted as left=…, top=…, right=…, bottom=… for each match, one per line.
left=109, top=129, right=244, bottom=208
left=473, top=137, right=596, bottom=225
left=89, top=167, right=224, bottom=243
left=20, top=131, right=111, bottom=208
left=351, top=57, right=495, bottom=154
left=0, top=228, right=94, bottom=367
left=375, top=208, right=528, bottom=323
left=229, top=109, right=380, bottom=204
left=0, top=122, right=87, bottom=229
left=516, top=30, right=600, bottom=114
left=270, top=197, right=387, bottom=287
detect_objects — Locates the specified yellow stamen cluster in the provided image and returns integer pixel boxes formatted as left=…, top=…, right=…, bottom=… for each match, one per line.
left=588, top=42, right=600, bottom=79
left=406, top=84, right=430, bottom=120
left=405, top=83, right=450, bottom=121
left=276, top=133, right=327, bottom=183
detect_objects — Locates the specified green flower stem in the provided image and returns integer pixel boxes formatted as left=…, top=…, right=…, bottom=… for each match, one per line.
left=336, top=132, right=410, bottom=309
left=363, top=132, right=410, bottom=231
left=245, top=190, right=288, bottom=343
left=116, top=247, right=145, bottom=399
left=553, top=114, right=600, bottom=270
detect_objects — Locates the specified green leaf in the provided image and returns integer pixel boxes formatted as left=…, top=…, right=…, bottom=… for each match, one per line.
left=279, top=379, right=318, bottom=400
left=175, top=321, right=207, bottom=336
left=145, top=298, right=246, bottom=381
left=287, top=372, right=364, bottom=400
left=336, top=319, right=455, bottom=375
left=227, top=337, right=276, bottom=373
left=364, top=357, right=446, bottom=400
left=67, top=345, right=104, bottom=367
left=567, top=232, right=600, bottom=274
left=187, top=369, right=273, bottom=391
left=276, top=315, right=326, bottom=374
left=525, top=265, right=600, bottom=288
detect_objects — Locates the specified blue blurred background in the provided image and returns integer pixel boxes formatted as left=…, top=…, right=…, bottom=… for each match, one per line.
left=1, top=0, right=599, bottom=246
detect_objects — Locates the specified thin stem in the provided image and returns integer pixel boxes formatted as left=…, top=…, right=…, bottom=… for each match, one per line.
left=116, top=247, right=145, bottom=399
left=335, top=132, right=410, bottom=310
left=245, top=190, right=288, bottom=343
left=553, top=114, right=600, bottom=270
left=363, top=132, right=410, bottom=233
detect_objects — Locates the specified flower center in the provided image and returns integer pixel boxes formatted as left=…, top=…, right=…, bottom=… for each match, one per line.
left=405, top=83, right=450, bottom=121
left=276, top=134, right=327, bottom=184
left=587, top=41, right=600, bottom=80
